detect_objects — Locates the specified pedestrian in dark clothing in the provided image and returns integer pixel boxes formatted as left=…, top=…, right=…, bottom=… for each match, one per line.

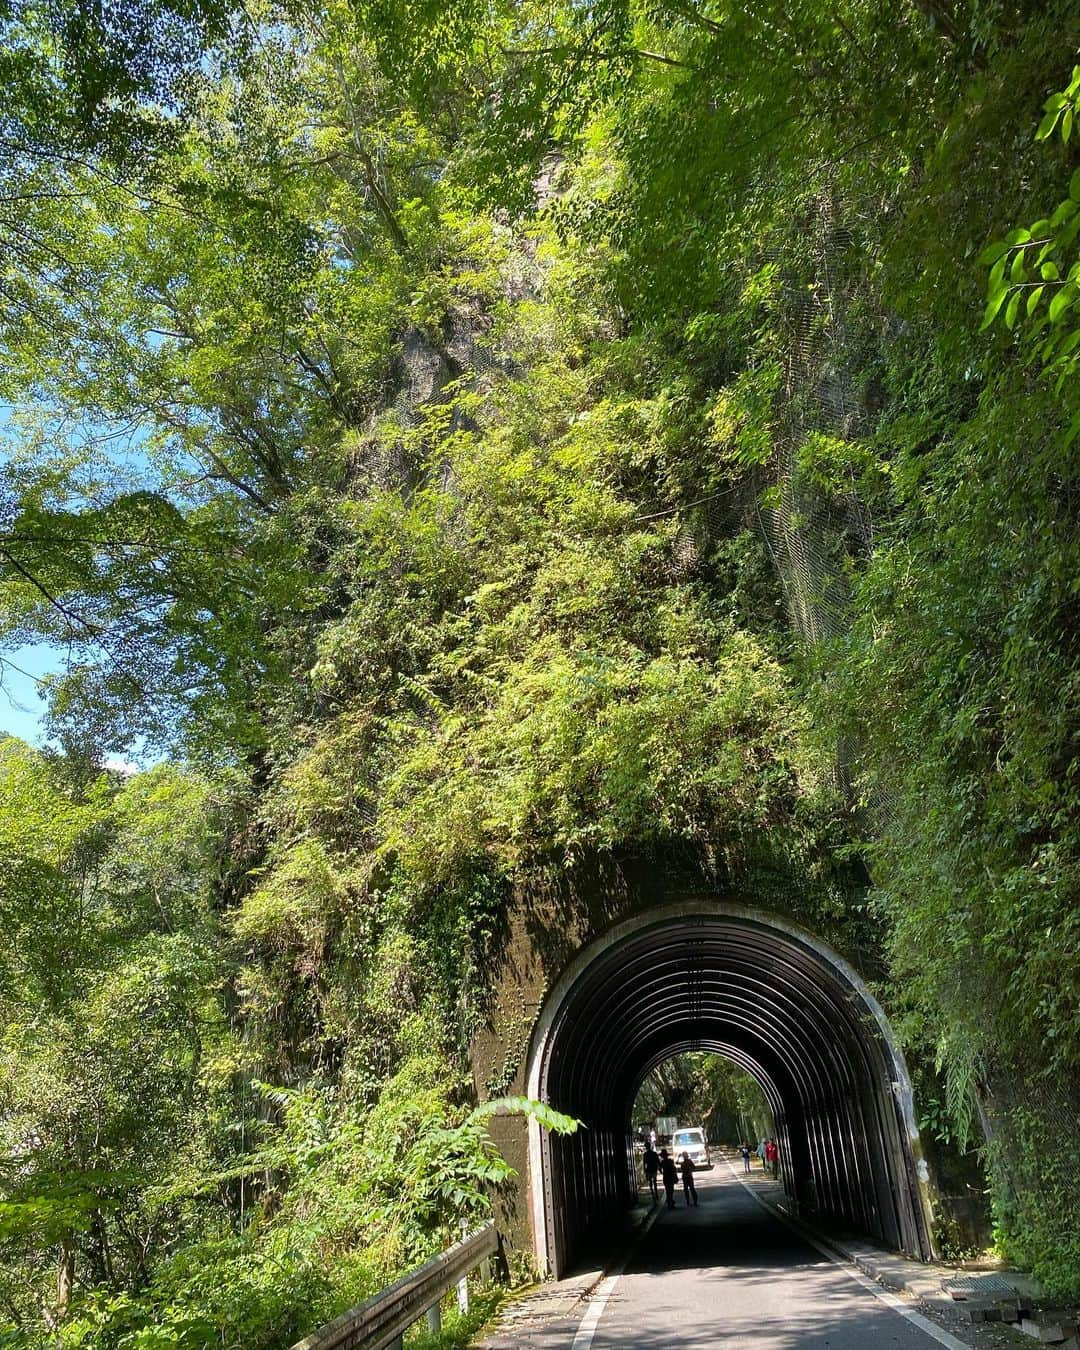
left=680, top=1152, right=698, bottom=1207
left=739, top=1141, right=751, bottom=1173
left=643, top=1143, right=660, bottom=1202
left=765, top=1138, right=779, bottom=1179
left=660, top=1150, right=678, bottom=1208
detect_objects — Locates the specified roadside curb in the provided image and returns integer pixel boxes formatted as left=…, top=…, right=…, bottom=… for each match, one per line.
left=721, top=1151, right=1044, bottom=1312
left=777, top=1204, right=1044, bottom=1310
left=475, top=1197, right=661, bottom=1346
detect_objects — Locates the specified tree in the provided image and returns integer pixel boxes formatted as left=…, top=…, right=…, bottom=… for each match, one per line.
left=0, top=743, right=234, bottom=1332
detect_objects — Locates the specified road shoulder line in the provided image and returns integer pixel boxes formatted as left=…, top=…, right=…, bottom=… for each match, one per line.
left=724, top=1158, right=973, bottom=1350
left=570, top=1203, right=663, bottom=1349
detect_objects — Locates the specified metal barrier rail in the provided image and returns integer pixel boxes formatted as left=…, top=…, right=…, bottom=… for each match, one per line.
left=290, top=1224, right=500, bottom=1350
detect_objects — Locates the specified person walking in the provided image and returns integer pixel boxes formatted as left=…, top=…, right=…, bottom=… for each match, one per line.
left=765, top=1138, right=779, bottom=1179
left=680, top=1152, right=699, bottom=1207
left=738, top=1140, right=751, bottom=1173
left=757, top=1138, right=767, bottom=1171
left=643, top=1141, right=660, bottom=1202
left=660, top=1149, right=678, bottom=1208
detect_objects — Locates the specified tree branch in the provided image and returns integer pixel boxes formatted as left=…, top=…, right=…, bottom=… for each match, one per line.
left=0, top=548, right=104, bottom=635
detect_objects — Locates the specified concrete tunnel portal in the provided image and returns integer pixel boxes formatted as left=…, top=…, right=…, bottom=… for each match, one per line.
left=524, top=902, right=936, bottom=1278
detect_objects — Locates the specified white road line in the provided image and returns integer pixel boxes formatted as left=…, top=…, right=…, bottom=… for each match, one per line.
left=570, top=1203, right=663, bottom=1350
left=724, top=1158, right=974, bottom=1350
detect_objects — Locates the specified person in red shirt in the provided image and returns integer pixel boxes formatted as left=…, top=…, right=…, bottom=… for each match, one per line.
left=764, top=1138, right=779, bottom=1179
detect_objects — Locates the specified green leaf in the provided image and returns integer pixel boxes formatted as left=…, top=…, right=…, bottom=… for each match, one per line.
left=469, top=1096, right=582, bottom=1135
left=1036, top=108, right=1061, bottom=141
left=1009, top=249, right=1028, bottom=283
left=1004, top=228, right=1032, bottom=246
left=1048, top=284, right=1077, bottom=323
left=1005, top=290, right=1022, bottom=329
left=1059, top=214, right=1080, bottom=251
left=1026, top=285, right=1045, bottom=318
left=979, top=284, right=1010, bottom=331
left=1064, top=108, right=1074, bottom=142
left=1041, top=261, right=1060, bottom=281
left=1059, top=328, right=1080, bottom=357
left=978, top=240, right=1009, bottom=267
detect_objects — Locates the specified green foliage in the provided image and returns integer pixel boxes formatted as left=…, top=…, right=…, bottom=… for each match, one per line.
left=803, top=27, right=1080, bottom=1290
left=404, top=1287, right=505, bottom=1349
left=59, top=1233, right=337, bottom=1350
left=980, top=68, right=1080, bottom=442
left=469, top=1097, right=579, bottom=1136
left=987, top=1100, right=1080, bottom=1300
left=0, top=743, right=237, bottom=1339
left=635, top=1053, right=773, bottom=1146
left=2, top=0, right=1079, bottom=1327
left=48, top=1082, right=570, bottom=1348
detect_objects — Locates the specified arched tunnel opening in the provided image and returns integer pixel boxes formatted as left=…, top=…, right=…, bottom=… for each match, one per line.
left=525, top=903, right=935, bottom=1279
left=630, top=1051, right=774, bottom=1158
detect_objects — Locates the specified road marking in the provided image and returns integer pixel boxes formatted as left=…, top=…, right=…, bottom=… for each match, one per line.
left=724, top=1158, right=974, bottom=1350
left=570, top=1203, right=662, bottom=1350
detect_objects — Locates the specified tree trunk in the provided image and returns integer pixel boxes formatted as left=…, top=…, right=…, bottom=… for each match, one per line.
left=57, top=1233, right=75, bottom=1320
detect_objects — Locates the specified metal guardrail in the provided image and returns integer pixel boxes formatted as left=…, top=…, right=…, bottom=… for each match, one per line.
left=290, top=1224, right=500, bottom=1350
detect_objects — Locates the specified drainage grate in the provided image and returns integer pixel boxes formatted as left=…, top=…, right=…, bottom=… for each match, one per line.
left=942, top=1275, right=1020, bottom=1297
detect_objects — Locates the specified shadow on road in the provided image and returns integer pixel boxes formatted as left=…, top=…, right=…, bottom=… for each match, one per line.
left=489, top=1169, right=969, bottom=1349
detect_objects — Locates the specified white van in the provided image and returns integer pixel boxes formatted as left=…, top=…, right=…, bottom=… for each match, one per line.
left=671, top=1126, right=712, bottom=1170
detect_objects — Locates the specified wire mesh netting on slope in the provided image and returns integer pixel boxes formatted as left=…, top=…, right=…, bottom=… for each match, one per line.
left=728, top=188, right=1080, bottom=1280
left=750, top=188, right=890, bottom=808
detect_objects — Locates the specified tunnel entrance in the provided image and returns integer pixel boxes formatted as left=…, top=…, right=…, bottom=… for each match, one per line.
left=632, top=1051, right=774, bottom=1159
left=524, top=902, right=935, bottom=1277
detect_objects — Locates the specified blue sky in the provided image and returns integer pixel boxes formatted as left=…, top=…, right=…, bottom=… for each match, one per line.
left=1, top=644, right=158, bottom=769
left=1, top=404, right=64, bottom=746
left=0, top=642, right=61, bottom=745
left=1, top=404, right=164, bottom=764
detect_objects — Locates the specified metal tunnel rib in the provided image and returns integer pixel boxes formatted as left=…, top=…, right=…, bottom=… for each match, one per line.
left=529, top=910, right=933, bottom=1277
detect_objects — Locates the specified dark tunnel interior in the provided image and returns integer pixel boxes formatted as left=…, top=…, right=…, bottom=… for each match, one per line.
left=528, top=910, right=934, bottom=1278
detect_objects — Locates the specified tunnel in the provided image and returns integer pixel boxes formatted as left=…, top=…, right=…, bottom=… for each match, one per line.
left=524, top=901, right=935, bottom=1278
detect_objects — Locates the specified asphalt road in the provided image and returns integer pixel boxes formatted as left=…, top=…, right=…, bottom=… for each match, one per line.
left=580, top=1167, right=961, bottom=1349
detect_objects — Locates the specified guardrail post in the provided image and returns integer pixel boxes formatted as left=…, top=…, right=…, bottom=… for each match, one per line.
left=480, top=1256, right=491, bottom=1286
left=457, top=1218, right=470, bottom=1313
left=288, top=1223, right=498, bottom=1350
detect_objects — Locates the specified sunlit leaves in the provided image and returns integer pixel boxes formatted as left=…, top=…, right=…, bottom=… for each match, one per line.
left=980, top=69, right=1080, bottom=442
left=469, top=1096, right=580, bottom=1135
left=1034, top=66, right=1080, bottom=143
left=0, top=745, right=234, bottom=1334
left=0, top=0, right=1077, bottom=1328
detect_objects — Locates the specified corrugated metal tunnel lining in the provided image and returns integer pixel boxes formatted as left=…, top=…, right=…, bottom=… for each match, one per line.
left=526, top=904, right=934, bottom=1277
